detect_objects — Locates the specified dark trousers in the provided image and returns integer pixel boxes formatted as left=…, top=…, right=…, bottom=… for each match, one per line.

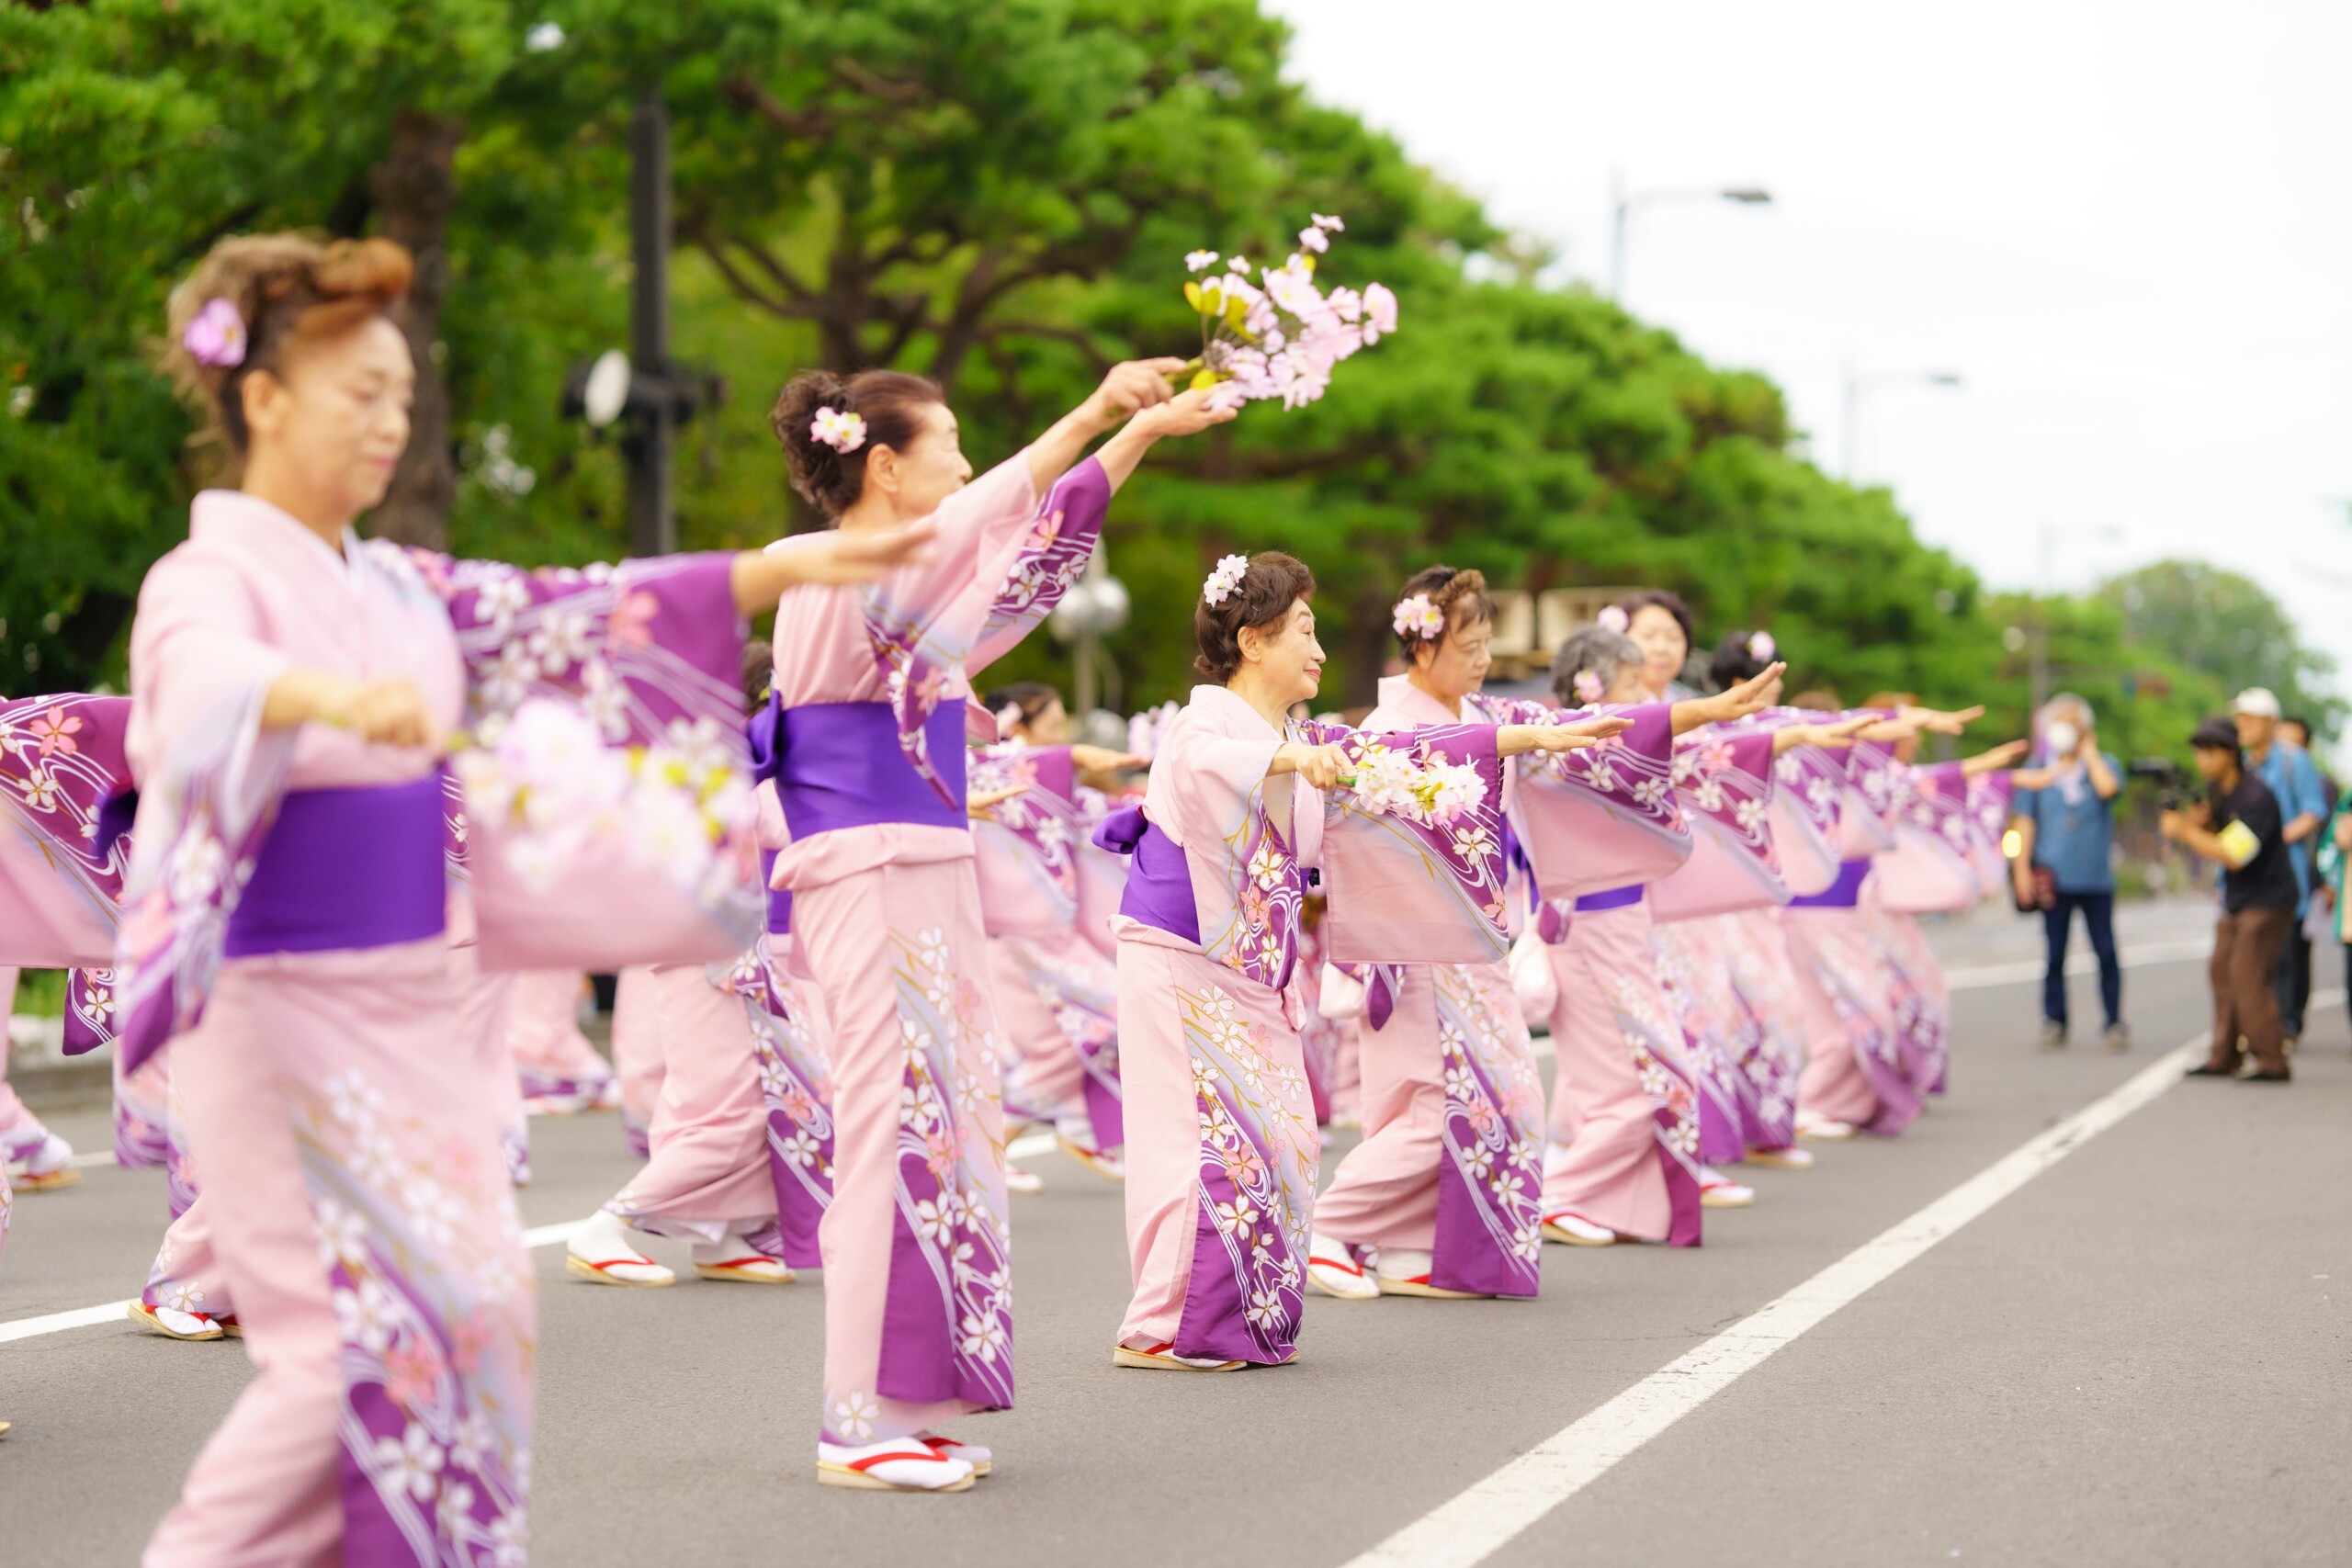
left=2041, top=891, right=2121, bottom=1030
left=2273, top=928, right=2312, bottom=1038
left=2209, top=906, right=2294, bottom=1075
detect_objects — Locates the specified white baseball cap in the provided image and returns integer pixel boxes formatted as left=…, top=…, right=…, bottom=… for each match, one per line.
left=2232, top=687, right=2282, bottom=718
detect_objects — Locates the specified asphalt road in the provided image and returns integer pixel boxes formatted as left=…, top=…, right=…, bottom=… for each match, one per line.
left=4, top=898, right=2346, bottom=1566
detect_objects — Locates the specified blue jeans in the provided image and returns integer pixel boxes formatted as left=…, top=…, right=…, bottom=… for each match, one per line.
left=2042, top=890, right=2120, bottom=1031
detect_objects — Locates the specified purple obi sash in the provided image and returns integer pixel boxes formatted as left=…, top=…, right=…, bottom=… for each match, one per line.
left=757, top=848, right=794, bottom=937
left=1092, top=806, right=1202, bottom=945
left=1787, top=856, right=1872, bottom=909
left=222, top=777, right=447, bottom=958
left=771, top=700, right=967, bottom=839
left=1574, top=883, right=1646, bottom=913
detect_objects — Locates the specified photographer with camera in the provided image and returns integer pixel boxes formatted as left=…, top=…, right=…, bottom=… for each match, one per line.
left=2009, top=694, right=2126, bottom=1051
left=2232, top=691, right=2330, bottom=1050
left=2165, top=717, right=2298, bottom=1082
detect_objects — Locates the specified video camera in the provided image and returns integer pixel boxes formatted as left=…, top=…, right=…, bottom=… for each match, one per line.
left=2128, top=757, right=2194, bottom=811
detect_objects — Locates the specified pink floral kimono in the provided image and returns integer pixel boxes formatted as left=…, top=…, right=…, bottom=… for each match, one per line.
left=503, top=971, right=618, bottom=1113
left=82, top=491, right=754, bottom=1566
left=1648, top=724, right=1795, bottom=1157
left=1314, top=677, right=1545, bottom=1297
left=605, top=775, right=833, bottom=1269
left=1095, top=684, right=1513, bottom=1359
left=970, top=741, right=1124, bottom=1149
left=1788, top=737, right=1920, bottom=1135
left=0, top=694, right=137, bottom=1249
left=763, top=450, right=1105, bottom=1447
left=1505, top=703, right=1705, bottom=1245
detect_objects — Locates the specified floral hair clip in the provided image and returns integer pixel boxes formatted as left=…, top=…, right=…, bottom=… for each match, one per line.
left=1391, top=592, right=1445, bottom=642
left=1747, top=630, right=1776, bottom=661
left=996, top=702, right=1025, bottom=735
left=810, top=406, right=866, bottom=454
left=1596, top=604, right=1630, bottom=633
left=183, top=298, right=248, bottom=369
left=1573, top=670, right=1606, bottom=705
left=1202, top=554, right=1250, bottom=606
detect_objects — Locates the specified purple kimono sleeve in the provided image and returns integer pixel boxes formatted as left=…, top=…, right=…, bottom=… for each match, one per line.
left=1308, top=721, right=1512, bottom=965
left=1652, top=727, right=1788, bottom=921
left=1510, top=702, right=1692, bottom=898
left=1875, top=760, right=1983, bottom=913
left=0, top=694, right=135, bottom=969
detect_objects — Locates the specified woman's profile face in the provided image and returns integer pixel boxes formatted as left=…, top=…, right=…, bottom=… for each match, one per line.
left=1239, top=597, right=1326, bottom=707
left=1627, top=604, right=1688, bottom=695
left=869, top=400, right=972, bottom=521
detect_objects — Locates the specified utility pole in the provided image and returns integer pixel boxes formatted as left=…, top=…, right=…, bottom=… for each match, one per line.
left=626, top=86, right=675, bottom=557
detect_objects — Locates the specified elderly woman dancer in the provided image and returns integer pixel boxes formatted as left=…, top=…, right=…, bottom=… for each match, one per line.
left=85, top=232, right=932, bottom=1565
left=1307, top=565, right=1568, bottom=1301
left=1095, top=552, right=1614, bottom=1366
left=1529, top=622, right=1851, bottom=1246
left=761, top=356, right=1229, bottom=1490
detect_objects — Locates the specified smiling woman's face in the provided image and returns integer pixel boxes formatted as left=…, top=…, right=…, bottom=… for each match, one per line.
left=1628, top=604, right=1689, bottom=695
left=1238, top=597, right=1327, bottom=706
left=1413, top=606, right=1494, bottom=702
left=243, top=314, right=416, bottom=518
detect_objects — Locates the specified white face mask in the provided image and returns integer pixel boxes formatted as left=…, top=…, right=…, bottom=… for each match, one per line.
left=2045, top=720, right=2081, bottom=758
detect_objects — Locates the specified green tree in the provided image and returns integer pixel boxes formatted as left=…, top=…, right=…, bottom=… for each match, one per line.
left=2095, top=559, right=2342, bottom=739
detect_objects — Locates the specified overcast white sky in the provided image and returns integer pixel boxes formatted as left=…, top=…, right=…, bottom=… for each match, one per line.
left=1271, top=0, right=2352, bottom=704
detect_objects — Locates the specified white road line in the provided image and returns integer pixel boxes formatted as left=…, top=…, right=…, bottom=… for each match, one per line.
left=0, top=1299, right=134, bottom=1347
left=1339, top=1032, right=2216, bottom=1568
left=1942, top=936, right=2212, bottom=991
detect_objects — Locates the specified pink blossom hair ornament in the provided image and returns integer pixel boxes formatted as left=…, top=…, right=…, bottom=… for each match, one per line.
left=1202, top=554, right=1250, bottom=607
left=996, top=702, right=1025, bottom=735
left=1573, top=670, right=1606, bottom=705
left=1596, top=604, right=1630, bottom=633
left=1391, top=592, right=1446, bottom=642
left=1747, top=630, right=1776, bottom=662
left=182, top=298, right=248, bottom=369
left=809, top=406, right=866, bottom=454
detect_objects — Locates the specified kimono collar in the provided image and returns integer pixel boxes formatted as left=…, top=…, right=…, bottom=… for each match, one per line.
left=1374, top=673, right=1468, bottom=726
left=1189, top=683, right=1287, bottom=738
left=190, top=489, right=364, bottom=581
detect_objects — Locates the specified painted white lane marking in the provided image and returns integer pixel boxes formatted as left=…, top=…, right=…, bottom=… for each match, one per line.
left=0, top=1299, right=133, bottom=1346
left=1339, top=1030, right=2220, bottom=1568
left=1941, top=936, right=2212, bottom=991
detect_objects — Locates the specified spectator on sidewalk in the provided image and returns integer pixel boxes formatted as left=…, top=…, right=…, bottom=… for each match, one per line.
left=2009, top=694, right=2126, bottom=1051
left=2233, top=689, right=2328, bottom=1051
left=2167, top=716, right=2297, bottom=1082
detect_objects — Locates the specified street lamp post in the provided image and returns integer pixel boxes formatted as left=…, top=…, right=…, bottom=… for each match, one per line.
left=625, top=86, right=675, bottom=558
left=1841, top=364, right=1962, bottom=481
left=1049, top=546, right=1131, bottom=717
left=1608, top=168, right=1772, bottom=302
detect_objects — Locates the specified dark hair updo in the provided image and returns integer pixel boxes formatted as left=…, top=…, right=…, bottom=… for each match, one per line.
left=161, top=233, right=414, bottom=477
left=1195, top=551, right=1317, bottom=683
left=771, top=367, right=945, bottom=519
left=1709, top=629, right=1769, bottom=692
left=1393, top=563, right=1496, bottom=662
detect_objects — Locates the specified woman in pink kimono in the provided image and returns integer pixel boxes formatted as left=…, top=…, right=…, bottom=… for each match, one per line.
left=1785, top=705, right=1997, bottom=1138
left=1525, top=624, right=1849, bottom=1247
left=100, top=233, right=929, bottom=1563
left=564, top=642, right=834, bottom=1289
left=972, top=682, right=1138, bottom=1179
left=1308, top=566, right=1574, bottom=1301
left=762, top=356, right=1231, bottom=1490
left=1094, top=552, right=1617, bottom=1367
